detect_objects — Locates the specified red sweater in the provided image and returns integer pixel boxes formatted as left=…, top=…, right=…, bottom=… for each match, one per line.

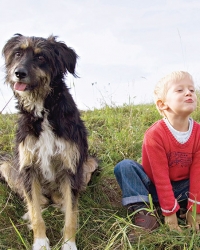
left=142, top=119, right=200, bottom=216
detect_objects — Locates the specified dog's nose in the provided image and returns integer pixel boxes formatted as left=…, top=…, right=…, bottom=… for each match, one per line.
left=15, top=68, right=28, bottom=79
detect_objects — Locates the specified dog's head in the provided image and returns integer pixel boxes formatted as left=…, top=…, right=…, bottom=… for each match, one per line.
left=2, top=34, right=78, bottom=100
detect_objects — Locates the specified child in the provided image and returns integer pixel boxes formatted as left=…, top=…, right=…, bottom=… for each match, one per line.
left=114, top=71, right=200, bottom=231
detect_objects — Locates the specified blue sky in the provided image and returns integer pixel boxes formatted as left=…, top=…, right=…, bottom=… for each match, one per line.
left=0, top=0, right=200, bottom=113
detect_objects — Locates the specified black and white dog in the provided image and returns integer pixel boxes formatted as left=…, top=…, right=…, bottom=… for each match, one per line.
left=0, top=34, right=97, bottom=250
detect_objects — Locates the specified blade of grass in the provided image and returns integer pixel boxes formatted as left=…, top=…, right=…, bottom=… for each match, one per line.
left=10, top=218, right=29, bottom=249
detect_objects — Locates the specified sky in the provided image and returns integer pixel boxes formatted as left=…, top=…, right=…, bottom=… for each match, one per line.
left=0, top=0, right=200, bottom=113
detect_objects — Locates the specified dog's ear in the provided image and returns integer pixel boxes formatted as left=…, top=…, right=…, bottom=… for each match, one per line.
left=48, top=36, right=78, bottom=77
left=2, top=34, right=23, bottom=60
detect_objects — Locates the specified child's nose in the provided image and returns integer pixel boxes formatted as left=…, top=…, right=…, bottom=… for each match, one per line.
left=185, top=90, right=192, bottom=96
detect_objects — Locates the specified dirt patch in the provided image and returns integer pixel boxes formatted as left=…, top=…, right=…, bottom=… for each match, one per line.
left=100, top=177, right=122, bottom=208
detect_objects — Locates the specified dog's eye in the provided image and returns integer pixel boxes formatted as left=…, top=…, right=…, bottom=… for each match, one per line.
left=37, top=55, right=45, bottom=62
left=15, top=52, right=21, bottom=57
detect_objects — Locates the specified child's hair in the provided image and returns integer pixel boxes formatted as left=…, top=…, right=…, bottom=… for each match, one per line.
left=154, top=71, right=194, bottom=116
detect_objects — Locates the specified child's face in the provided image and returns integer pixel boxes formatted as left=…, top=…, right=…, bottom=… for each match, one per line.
left=164, top=78, right=197, bottom=116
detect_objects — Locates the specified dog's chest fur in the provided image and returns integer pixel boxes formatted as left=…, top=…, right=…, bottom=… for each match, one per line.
left=18, top=114, right=80, bottom=182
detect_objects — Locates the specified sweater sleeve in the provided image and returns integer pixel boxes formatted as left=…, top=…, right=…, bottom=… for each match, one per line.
left=142, top=125, right=180, bottom=216
left=187, top=136, right=200, bottom=213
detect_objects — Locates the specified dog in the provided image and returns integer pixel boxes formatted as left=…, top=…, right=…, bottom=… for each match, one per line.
left=0, top=34, right=98, bottom=250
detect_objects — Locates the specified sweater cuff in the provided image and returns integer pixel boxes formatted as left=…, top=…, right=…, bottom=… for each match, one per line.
left=187, top=198, right=200, bottom=213
left=161, top=199, right=180, bottom=216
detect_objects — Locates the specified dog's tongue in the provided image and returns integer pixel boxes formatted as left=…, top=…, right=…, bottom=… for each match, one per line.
left=14, top=82, right=27, bottom=91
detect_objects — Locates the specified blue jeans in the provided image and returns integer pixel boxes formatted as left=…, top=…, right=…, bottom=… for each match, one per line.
left=114, top=159, right=189, bottom=207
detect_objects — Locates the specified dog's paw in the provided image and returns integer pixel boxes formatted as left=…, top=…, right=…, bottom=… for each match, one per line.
left=32, top=238, right=50, bottom=250
left=21, top=212, right=33, bottom=229
left=62, top=241, right=77, bottom=250
left=22, top=211, right=30, bottom=221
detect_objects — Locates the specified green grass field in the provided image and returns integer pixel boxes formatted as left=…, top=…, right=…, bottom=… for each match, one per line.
left=1, top=102, right=200, bottom=249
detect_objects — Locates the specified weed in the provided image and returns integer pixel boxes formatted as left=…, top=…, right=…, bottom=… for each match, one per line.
left=1, top=101, right=200, bottom=249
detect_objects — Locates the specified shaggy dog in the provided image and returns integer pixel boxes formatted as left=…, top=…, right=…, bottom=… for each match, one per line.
left=0, top=34, right=97, bottom=250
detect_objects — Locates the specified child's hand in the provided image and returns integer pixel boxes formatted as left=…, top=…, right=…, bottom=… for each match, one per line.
left=164, top=213, right=182, bottom=231
left=186, top=211, right=200, bottom=231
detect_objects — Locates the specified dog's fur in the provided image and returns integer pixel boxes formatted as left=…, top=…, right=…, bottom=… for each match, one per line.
left=0, top=34, right=97, bottom=250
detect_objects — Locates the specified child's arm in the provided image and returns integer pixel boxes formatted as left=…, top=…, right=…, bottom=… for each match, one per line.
left=164, top=213, right=182, bottom=231
left=142, top=123, right=180, bottom=216
left=187, top=122, right=200, bottom=214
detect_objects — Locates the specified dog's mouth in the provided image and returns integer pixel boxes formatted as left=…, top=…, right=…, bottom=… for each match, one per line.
left=14, top=82, right=27, bottom=91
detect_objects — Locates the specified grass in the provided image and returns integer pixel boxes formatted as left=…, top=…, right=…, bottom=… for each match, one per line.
left=1, top=101, right=200, bottom=249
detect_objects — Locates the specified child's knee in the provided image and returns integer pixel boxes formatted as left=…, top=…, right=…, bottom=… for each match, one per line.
left=114, top=159, right=135, bottom=176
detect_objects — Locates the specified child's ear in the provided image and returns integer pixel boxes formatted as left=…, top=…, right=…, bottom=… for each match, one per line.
left=156, top=99, right=168, bottom=111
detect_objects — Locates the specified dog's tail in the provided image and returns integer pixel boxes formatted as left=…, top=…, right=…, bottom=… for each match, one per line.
left=0, top=154, right=12, bottom=183
left=0, top=154, right=24, bottom=197
left=82, top=156, right=99, bottom=190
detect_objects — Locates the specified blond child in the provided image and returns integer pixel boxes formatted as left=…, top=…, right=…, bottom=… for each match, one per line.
left=114, top=71, right=200, bottom=231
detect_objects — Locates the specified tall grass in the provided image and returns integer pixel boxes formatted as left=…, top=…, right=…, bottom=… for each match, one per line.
left=1, top=100, right=200, bottom=249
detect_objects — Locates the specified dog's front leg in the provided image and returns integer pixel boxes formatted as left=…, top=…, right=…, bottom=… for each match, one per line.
left=23, top=174, right=50, bottom=250
left=60, top=180, right=78, bottom=250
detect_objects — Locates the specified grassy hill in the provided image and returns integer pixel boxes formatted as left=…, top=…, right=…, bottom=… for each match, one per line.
left=1, top=102, right=200, bottom=249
